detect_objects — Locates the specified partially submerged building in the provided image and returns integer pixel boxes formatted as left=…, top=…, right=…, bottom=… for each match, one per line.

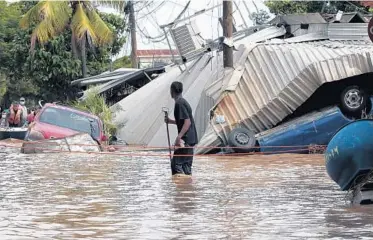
left=75, top=12, right=373, bottom=154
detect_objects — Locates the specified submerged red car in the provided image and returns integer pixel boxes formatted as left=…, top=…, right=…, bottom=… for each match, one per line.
left=25, top=103, right=108, bottom=143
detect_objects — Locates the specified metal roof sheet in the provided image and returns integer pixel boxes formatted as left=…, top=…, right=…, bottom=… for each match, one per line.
left=283, top=32, right=328, bottom=43
left=107, top=24, right=373, bottom=153
left=111, top=46, right=248, bottom=147
left=234, top=26, right=286, bottom=45
left=136, top=49, right=178, bottom=57
left=328, top=23, right=369, bottom=40
left=71, top=68, right=140, bottom=87
left=79, top=66, right=166, bottom=100
left=196, top=40, right=373, bottom=153
left=269, top=13, right=327, bottom=25
left=324, top=12, right=370, bottom=23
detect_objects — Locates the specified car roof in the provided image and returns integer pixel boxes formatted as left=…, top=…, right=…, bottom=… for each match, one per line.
left=42, top=103, right=101, bottom=121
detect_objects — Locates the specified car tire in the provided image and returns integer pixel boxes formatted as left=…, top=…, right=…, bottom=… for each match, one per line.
left=227, top=127, right=256, bottom=153
left=340, top=85, right=367, bottom=115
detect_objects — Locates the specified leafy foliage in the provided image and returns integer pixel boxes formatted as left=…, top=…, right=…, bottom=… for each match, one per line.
left=0, top=1, right=40, bottom=104
left=265, top=1, right=370, bottom=15
left=24, top=33, right=82, bottom=101
left=112, top=56, right=132, bottom=70
left=71, top=89, right=117, bottom=136
left=0, top=1, right=127, bottom=105
left=20, top=1, right=113, bottom=50
left=252, top=10, right=270, bottom=25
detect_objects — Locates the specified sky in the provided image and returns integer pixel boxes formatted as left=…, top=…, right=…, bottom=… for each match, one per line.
left=98, top=0, right=271, bottom=60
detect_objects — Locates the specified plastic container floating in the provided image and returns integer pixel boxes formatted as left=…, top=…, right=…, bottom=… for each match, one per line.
left=325, top=119, right=373, bottom=191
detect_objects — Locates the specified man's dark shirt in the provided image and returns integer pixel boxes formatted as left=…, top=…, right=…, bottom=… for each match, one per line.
left=174, top=97, right=198, bottom=146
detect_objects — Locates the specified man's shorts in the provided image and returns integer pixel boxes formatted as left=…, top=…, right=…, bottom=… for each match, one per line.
left=171, top=146, right=194, bottom=175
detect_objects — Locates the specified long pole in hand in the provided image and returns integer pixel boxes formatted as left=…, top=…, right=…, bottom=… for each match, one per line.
left=162, top=107, right=172, bottom=162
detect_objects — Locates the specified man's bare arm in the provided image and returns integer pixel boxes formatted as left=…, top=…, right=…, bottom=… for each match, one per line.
left=177, top=119, right=191, bottom=139
left=165, top=116, right=176, bottom=124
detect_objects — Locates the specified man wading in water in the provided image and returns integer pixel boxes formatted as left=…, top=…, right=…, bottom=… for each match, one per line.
left=165, top=81, right=198, bottom=176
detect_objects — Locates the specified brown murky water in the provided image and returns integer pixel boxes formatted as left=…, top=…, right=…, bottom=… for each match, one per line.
left=1, top=146, right=373, bottom=239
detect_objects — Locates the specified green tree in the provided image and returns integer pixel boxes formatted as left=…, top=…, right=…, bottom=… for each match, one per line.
left=20, top=0, right=114, bottom=78
left=71, top=89, right=117, bottom=136
left=18, top=11, right=127, bottom=102
left=112, top=56, right=132, bottom=70
left=86, top=12, right=127, bottom=75
left=252, top=10, right=270, bottom=25
left=0, top=2, right=127, bottom=104
left=265, top=1, right=369, bottom=15
left=265, top=1, right=323, bottom=15
left=0, top=1, right=39, bottom=105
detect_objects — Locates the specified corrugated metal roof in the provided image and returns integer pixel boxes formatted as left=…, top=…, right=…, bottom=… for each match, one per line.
left=111, top=46, right=248, bottom=147
left=109, top=24, right=373, bottom=153
left=328, top=23, right=369, bottom=40
left=269, top=13, right=327, bottom=25
left=79, top=66, right=166, bottom=100
left=136, top=49, right=178, bottom=56
left=71, top=68, right=140, bottom=87
left=110, top=53, right=219, bottom=146
left=196, top=40, right=373, bottom=154
left=309, top=39, right=373, bottom=47
left=283, top=32, right=328, bottom=43
left=111, top=26, right=288, bottom=148
left=235, top=26, right=286, bottom=45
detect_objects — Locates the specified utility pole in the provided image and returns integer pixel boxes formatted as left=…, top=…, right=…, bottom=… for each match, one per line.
left=223, top=0, right=233, bottom=68
left=128, top=0, right=138, bottom=68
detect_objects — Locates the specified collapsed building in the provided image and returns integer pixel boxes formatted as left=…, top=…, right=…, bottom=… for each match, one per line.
left=72, top=12, right=373, bottom=154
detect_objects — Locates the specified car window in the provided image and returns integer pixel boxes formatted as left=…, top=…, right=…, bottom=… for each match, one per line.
left=39, top=107, right=100, bottom=138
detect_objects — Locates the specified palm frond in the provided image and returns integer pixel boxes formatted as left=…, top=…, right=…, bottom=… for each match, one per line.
left=71, top=3, right=98, bottom=44
left=20, top=0, right=70, bottom=47
left=30, top=21, right=52, bottom=50
left=94, top=0, right=127, bottom=13
left=87, top=10, right=113, bottom=45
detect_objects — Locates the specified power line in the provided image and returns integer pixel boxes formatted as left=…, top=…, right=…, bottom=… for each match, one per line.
left=169, top=0, right=220, bottom=18
left=136, top=1, right=166, bottom=20
left=135, top=1, right=191, bottom=43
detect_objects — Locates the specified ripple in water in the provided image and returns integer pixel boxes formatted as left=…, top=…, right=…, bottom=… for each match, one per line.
left=0, top=146, right=372, bottom=239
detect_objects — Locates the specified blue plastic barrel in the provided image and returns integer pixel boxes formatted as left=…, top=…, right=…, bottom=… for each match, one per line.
left=325, top=119, right=373, bottom=191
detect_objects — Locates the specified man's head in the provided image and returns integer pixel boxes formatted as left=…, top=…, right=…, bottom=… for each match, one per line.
left=20, top=97, right=25, bottom=106
left=170, top=81, right=183, bottom=99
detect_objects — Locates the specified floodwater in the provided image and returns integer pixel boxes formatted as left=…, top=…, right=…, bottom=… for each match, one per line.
left=1, top=145, right=373, bottom=240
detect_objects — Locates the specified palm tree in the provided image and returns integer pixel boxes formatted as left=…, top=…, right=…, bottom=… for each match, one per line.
left=19, top=0, right=117, bottom=78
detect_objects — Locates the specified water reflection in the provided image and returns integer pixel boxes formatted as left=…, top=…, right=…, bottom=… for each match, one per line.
left=1, top=147, right=373, bottom=239
left=171, top=176, right=196, bottom=214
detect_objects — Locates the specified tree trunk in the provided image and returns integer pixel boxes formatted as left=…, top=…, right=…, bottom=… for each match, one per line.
left=81, top=33, right=87, bottom=78
left=128, top=1, right=138, bottom=68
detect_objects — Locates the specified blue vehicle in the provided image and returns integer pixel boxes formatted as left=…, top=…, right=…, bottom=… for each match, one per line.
left=325, top=119, right=373, bottom=192
left=226, top=97, right=373, bottom=154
